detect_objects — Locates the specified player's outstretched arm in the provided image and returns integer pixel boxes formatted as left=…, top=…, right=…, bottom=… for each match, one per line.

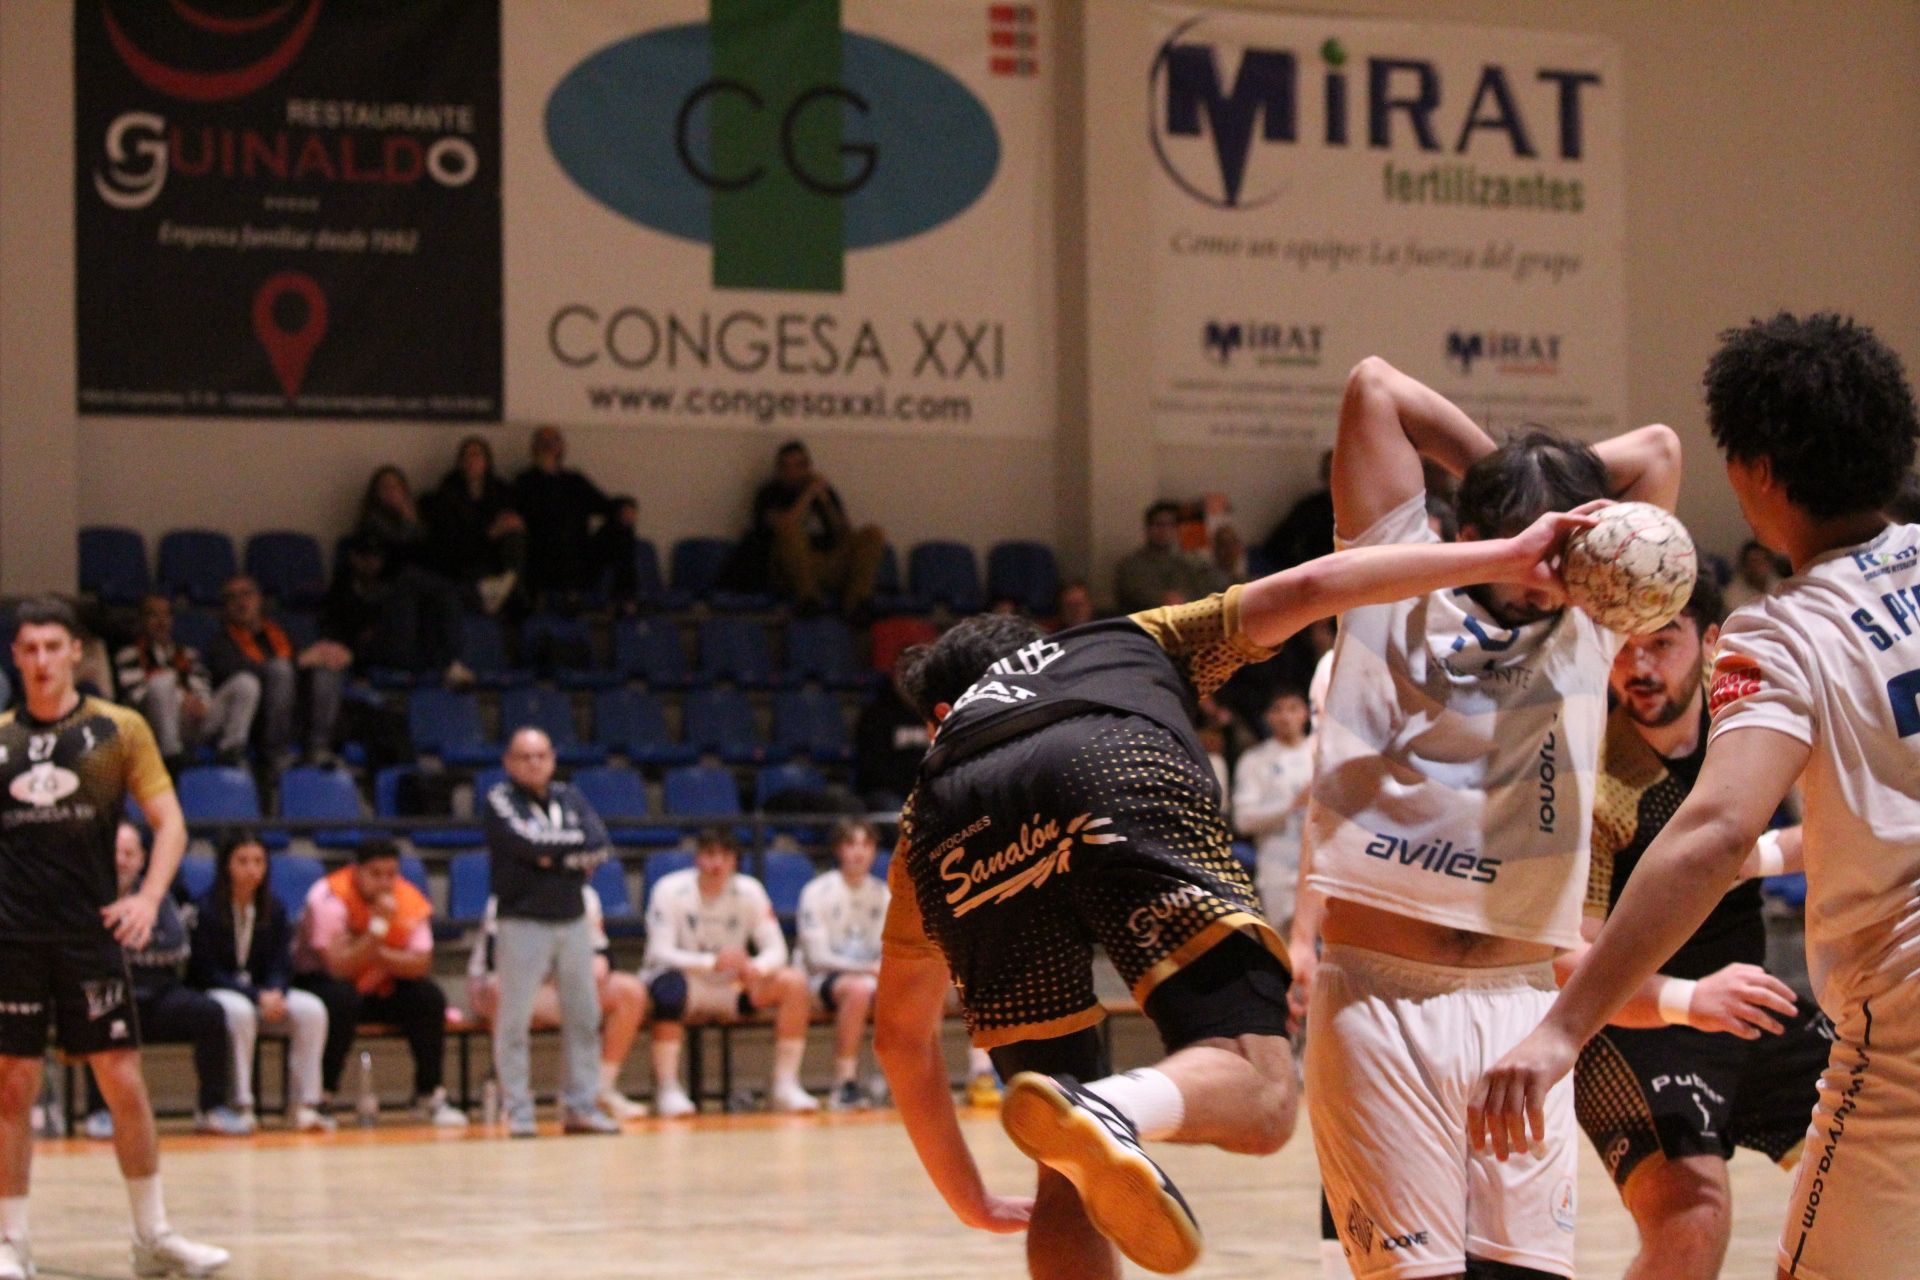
left=1593, top=422, right=1683, bottom=511
left=1468, top=726, right=1809, bottom=1160
left=874, top=949, right=1032, bottom=1234
left=1333, top=357, right=1496, bottom=539
left=1553, top=920, right=1796, bottom=1035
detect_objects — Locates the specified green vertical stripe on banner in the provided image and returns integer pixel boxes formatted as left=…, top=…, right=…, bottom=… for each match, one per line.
left=711, top=0, right=843, bottom=292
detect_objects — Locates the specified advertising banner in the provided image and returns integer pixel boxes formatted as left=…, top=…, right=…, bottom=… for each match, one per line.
left=75, top=0, right=502, bottom=419
left=505, top=0, right=1055, bottom=438
left=1148, top=6, right=1625, bottom=445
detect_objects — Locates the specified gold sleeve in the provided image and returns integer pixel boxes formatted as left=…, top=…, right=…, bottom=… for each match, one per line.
left=1127, top=585, right=1277, bottom=698
left=880, top=813, right=939, bottom=959
left=105, top=702, right=173, bottom=805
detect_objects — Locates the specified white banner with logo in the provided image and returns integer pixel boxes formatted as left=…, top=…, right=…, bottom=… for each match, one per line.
left=504, top=0, right=1054, bottom=439
left=1148, top=6, right=1625, bottom=445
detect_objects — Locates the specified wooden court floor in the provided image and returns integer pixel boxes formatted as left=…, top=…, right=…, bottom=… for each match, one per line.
left=22, top=1107, right=1793, bottom=1278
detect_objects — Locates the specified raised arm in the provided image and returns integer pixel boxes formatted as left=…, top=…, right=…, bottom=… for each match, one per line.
left=1333, top=357, right=1496, bottom=538
left=1593, top=423, right=1683, bottom=511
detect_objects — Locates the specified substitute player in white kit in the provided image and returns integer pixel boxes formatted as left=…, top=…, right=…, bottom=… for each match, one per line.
left=1304, top=356, right=1681, bottom=1279
left=795, top=818, right=889, bottom=1110
left=1474, top=312, right=1920, bottom=1280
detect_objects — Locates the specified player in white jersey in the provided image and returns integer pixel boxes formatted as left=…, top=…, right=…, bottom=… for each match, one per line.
left=1304, top=356, right=1681, bottom=1280
left=795, top=818, right=889, bottom=1110
left=638, top=827, right=818, bottom=1115
left=1233, top=688, right=1315, bottom=932
left=1474, top=311, right=1920, bottom=1280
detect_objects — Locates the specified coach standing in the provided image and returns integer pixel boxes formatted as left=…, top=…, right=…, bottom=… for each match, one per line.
left=482, top=728, right=619, bottom=1136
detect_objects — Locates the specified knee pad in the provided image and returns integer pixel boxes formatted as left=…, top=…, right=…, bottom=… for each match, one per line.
left=1465, top=1258, right=1566, bottom=1280
left=649, top=972, right=689, bottom=1023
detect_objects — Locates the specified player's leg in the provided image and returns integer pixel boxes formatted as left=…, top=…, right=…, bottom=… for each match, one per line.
left=595, top=971, right=647, bottom=1117
left=0, top=1054, right=39, bottom=1278
left=747, top=966, right=817, bottom=1112
left=1029, top=1165, right=1121, bottom=1280
left=1618, top=1154, right=1731, bottom=1280
left=645, top=973, right=695, bottom=1116
left=824, top=972, right=876, bottom=1106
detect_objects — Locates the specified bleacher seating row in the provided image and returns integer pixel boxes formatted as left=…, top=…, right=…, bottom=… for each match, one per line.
left=78, top=525, right=1064, bottom=617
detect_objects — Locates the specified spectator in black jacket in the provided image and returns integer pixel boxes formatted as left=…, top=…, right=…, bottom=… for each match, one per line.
left=82, top=824, right=250, bottom=1138
left=426, top=435, right=526, bottom=615
left=189, top=832, right=334, bottom=1132
left=748, top=440, right=886, bottom=615
left=320, top=534, right=472, bottom=686
left=513, top=426, right=618, bottom=608
left=1257, top=448, right=1335, bottom=573
left=481, top=728, right=620, bottom=1136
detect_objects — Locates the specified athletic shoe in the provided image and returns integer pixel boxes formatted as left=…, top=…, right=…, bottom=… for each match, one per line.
left=82, top=1109, right=115, bottom=1140
left=654, top=1086, right=697, bottom=1119
left=414, top=1088, right=468, bottom=1128
left=0, top=1236, right=31, bottom=1280
left=864, top=1075, right=893, bottom=1108
left=826, top=1081, right=866, bottom=1112
left=597, top=1089, right=648, bottom=1121
left=290, top=1105, right=336, bottom=1134
left=507, top=1113, right=538, bottom=1139
left=131, top=1229, right=229, bottom=1278
left=1001, top=1073, right=1203, bottom=1275
left=561, top=1107, right=621, bottom=1135
left=769, top=1083, right=819, bottom=1114
left=193, top=1106, right=255, bottom=1137
left=966, top=1071, right=1003, bottom=1109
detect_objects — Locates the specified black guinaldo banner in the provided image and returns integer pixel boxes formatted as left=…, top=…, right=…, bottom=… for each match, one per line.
left=75, top=0, right=502, bottom=419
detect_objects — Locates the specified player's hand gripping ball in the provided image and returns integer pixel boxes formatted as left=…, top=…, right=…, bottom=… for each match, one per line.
left=1562, top=501, right=1698, bottom=633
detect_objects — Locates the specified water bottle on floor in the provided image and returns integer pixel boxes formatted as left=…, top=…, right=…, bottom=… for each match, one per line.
left=355, top=1049, right=378, bottom=1127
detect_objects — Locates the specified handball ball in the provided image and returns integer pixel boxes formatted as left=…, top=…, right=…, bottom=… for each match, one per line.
left=1562, top=501, right=1698, bottom=633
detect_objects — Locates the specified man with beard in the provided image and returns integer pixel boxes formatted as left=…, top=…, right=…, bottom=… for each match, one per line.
left=1567, top=576, right=1828, bottom=1279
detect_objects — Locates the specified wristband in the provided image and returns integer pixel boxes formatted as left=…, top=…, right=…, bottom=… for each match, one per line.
left=1655, top=977, right=1697, bottom=1026
left=368, top=917, right=391, bottom=938
left=1752, top=829, right=1786, bottom=879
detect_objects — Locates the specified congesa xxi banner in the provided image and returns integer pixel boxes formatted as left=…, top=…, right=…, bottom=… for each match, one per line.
left=505, top=0, right=1054, bottom=438
left=1148, top=6, right=1624, bottom=445
left=75, top=0, right=501, bottom=419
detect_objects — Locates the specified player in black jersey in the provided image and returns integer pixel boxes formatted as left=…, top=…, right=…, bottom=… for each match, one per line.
left=0, top=599, right=228, bottom=1279
left=874, top=513, right=1597, bottom=1279
left=1566, top=577, right=1828, bottom=1280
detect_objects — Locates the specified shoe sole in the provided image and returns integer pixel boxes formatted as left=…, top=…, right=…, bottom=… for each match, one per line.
left=132, top=1255, right=227, bottom=1278
left=1001, top=1074, right=1202, bottom=1275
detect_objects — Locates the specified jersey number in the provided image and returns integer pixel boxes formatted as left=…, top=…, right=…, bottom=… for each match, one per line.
left=1888, top=668, right=1920, bottom=738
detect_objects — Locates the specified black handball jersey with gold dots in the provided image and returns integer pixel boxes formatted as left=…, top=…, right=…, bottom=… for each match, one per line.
left=0, top=697, right=171, bottom=940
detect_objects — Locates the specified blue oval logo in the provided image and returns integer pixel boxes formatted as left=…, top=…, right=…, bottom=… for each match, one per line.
left=545, top=24, right=999, bottom=251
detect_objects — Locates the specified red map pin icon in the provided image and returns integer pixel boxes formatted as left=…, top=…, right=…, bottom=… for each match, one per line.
left=252, top=271, right=328, bottom=400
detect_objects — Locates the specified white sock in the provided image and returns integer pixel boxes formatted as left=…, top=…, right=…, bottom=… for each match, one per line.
left=772, top=1038, right=806, bottom=1092
left=126, top=1174, right=168, bottom=1242
left=651, top=1039, right=684, bottom=1096
left=1082, top=1068, right=1186, bottom=1141
left=833, top=1055, right=858, bottom=1086
left=967, top=1047, right=994, bottom=1077
left=0, top=1195, right=26, bottom=1243
left=598, top=1060, right=621, bottom=1094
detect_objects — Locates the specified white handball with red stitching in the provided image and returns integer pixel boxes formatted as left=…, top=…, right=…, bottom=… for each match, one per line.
left=1562, top=501, right=1698, bottom=634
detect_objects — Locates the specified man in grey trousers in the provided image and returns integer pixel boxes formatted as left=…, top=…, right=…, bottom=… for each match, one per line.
left=482, top=728, right=620, bottom=1136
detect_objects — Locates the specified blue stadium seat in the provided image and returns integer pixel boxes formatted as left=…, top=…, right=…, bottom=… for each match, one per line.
left=407, top=688, right=497, bottom=765
left=697, top=617, right=778, bottom=688
left=987, top=541, right=1061, bottom=616
left=591, top=688, right=697, bottom=767
left=572, top=765, right=675, bottom=845
left=870, top=850, right=890, bottom=882
left=446, top=850, right=492, bottom=923
left=399, top=854, right=431, bottom=898
left=499, top=687, right=605, bottom=765
left=908, top=541, right=984, bottom=613
left=470, top=766, right=508, bottom=803
left=78, top=526, right=151, bottom=605
left=670, top=538, right=734, bottom=600
left=1230, top=841, right=1258, bottom=874
left=772, top=688, right=853, bottom=764
left=177, top=766, right=262, bottom=824
left=275, top=609, right=319, bottom=652
left=170, top=607, right=221, bottom=657
left=269, top=853, right=326, bottom=918
left=762, top=852, right=816, bottom=924
left=373, top=766, right=413, bottom=819
left=277, top=766, right=365, bottom=850
left=755, top=762, right=826, bottom=810
left=663, top=765, right=741, bottom=818
left=642, top=848, right=696, bottom=905
left=784, top=616, right=868, bottom=690
left=870, top=543, right=923, bottom=616
left=157, top=529, right=239, bottom=607
left=175, top=853, right=215, bottom=902
left=590, top=859, right=641, bottom=937
left=244, top=531, right=327, bottom=607
left=630, top=538, right=686, bottom=610
left=612, top=619, right=694, bottom=689
left=457, top=614, right=526, bottom=688
left=521, top=613, right=597, bottom=682
left=683, top=687, right=776, bottom=765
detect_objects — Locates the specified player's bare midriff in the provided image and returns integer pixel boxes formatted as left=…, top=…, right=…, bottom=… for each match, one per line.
left=1321, top=898, right=1558, bottom=967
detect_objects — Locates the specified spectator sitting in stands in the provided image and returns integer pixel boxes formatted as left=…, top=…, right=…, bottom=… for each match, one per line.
left=1257, top=447, right=1334, bottom=573
left=115, top=594, right=257, bottom=769
left=206, top=575, right=346, bottom=770
left=356, top=466, right=436, bottom=572
left=514, top=426, right=618, bottom=609
left=854, top=671, right=930, bottom=810
left=291, top=837, right=466, bottom=1127
left=795, top=819, right=889, bottom=1110
left=1113, top=500, right=1214, bottom=613
left=639, top=828, right=818, bottom=1116
left=588, top=495, right=643, bottom=614
left=1231, top=687, right=1315, bottom=933
left=83, top=823, right=251, bottom=1139
left=478, top=728, right=622, bottom=1136
left=1209, top=522, right=1250, bottom=587
left=1724, top=537, right=1786, bottom=611
left=749, top=440, right=886, bottom=615
left=467, top=886, right=649, bottom=1123
left=1050, top=579, right=1096, bottom=632
left=321, top=534, right=473, bottom=686
left=189, top=832, right=334, bottom=1132
left=425, top=435, right=526, bottom=615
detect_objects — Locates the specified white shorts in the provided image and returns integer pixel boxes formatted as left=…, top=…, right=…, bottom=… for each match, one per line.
left=1780, top=979, right=1920, bottom=1280
left=1306, top=945, right=1576, bottom=1280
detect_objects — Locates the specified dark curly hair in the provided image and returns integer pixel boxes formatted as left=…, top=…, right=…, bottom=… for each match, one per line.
left=896, top=614, right=1046, bottom=721
left=1704, top=312, right=1918, bottom=519
left=1456, top=429, right=1608, bottom=538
